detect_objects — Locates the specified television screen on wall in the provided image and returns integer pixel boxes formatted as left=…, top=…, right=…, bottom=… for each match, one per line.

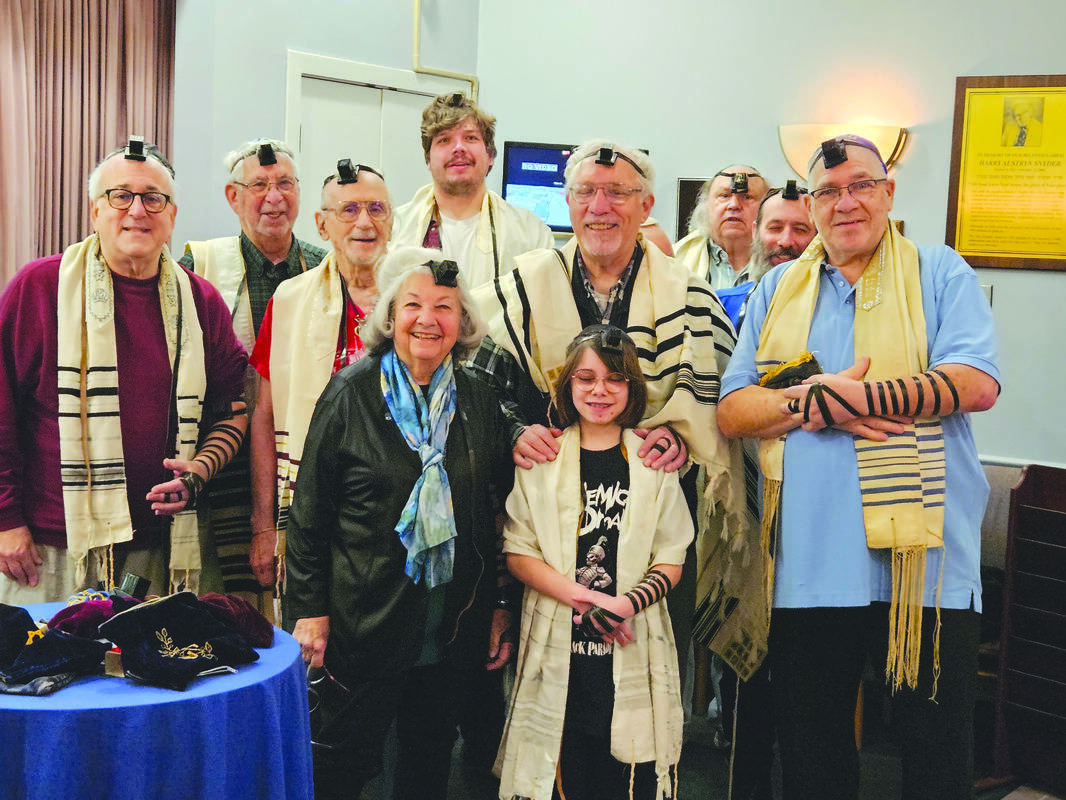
left=501, top=141, right=575, bottom=232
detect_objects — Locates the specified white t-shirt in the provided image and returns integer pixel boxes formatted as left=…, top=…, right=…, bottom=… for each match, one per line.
left=439, top=213, right=481, bottom=284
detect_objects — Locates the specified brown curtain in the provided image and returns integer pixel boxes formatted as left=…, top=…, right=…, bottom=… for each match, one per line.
left=0, top=0, right=175, bottom=289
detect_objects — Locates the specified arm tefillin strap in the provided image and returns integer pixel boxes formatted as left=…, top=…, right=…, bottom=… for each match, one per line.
left=623, top=567, right=673, bottom=615
left=182, top=399, right=247, bottom=506
left=179, top=470, right=206, bottom=509
left=802, top=381, right=862, bottom=426
left=814, top=369, right=962, bottom=426
left=578, top=605, right=625, bottom=639
left=931, top=368, right=960, bottom=411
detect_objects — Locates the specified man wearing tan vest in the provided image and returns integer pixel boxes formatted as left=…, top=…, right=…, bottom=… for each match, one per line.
left=718, top=135, right=1000, bottom=800
left=180, top=138, right=326, bottom=612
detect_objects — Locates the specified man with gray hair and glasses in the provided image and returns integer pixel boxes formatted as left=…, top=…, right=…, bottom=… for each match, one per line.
left=247, top=160, right=392, bottom=599
left=675, top=165, right=769, bottom=290
left=180, top=138, right=326, bottom=613
left=469, top=139, right=760, bottom=713
left=718, top=134, right=1000, bottom=799
left=0, top=138, right=247, bottom=603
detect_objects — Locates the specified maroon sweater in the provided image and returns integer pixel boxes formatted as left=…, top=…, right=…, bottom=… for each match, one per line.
left=0, top=254, right=247, bottom=550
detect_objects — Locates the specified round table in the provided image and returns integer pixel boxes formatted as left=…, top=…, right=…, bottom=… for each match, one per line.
left=0, top=602, right=312, bottom=800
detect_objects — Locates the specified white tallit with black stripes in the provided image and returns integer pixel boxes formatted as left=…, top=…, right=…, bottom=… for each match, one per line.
left=476, top=237, right=756, bottom=673
left=56, top=234, right=207, bottom=591
left=476, top=237, right=736, bottom=466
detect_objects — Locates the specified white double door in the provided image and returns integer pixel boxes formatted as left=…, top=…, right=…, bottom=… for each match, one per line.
left=286, top=52, right=469, bottom=246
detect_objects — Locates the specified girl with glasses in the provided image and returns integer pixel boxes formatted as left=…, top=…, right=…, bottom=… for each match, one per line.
left=498, top=324, right=693, bottom=800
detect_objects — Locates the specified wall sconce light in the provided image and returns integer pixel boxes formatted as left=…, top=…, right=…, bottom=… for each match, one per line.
left=778, top=124, right=909, bottom=178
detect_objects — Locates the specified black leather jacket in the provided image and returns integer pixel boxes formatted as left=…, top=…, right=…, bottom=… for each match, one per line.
left=284, top=355, right=512, bottom=683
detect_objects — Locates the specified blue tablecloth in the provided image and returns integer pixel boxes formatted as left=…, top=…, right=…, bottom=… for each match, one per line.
left=0, top=602, right=312, bottom=800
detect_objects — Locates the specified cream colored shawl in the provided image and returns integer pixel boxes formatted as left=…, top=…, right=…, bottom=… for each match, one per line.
left=755, top=224, right=945, bottom=691
left=264, top=252, right=345, bottom=550
left=499, top=428, right=691, bottom=800
left=475, top=238, right=755, bottom=677
left=57, top=234, right=206, bottom=592
left=183, top=237, right=254, bottom=351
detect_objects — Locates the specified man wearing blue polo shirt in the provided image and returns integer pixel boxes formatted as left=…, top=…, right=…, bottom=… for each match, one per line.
left=717, top=135, right=1000, bottom=800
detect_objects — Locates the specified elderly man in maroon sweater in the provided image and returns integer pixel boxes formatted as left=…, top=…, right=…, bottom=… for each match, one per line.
left=0, top=139, right=248, bottom=603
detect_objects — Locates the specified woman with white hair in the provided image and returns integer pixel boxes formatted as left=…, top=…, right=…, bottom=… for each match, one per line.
left=285, top=246, right=515, bottom=800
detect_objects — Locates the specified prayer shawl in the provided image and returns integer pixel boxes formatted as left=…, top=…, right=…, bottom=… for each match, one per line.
left=380, top=351, right=458, bottom=589
left=499, top=428, right=691, bottom=800
left=754, top=225, right=945, bottom=691
left=474, top=238, right=760, bottom=679
left=264, top=252, right=345, bottom=565
left=184, top=237, right=256, bottom=352
left=673, top=231, right=713, bottom=283
left=391, top=184, right=552, bottom=288
left=57, top=234, right=207, bottom=592
left=184, top=237, right=263, bottom=604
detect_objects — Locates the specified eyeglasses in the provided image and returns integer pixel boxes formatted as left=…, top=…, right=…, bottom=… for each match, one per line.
left=809, top=179, right=887, bottom=205
left=233, top=177, right=299, bottom=195
left=571, top=370, right=628, bottom=392
left=102, top=188, right=172, bottom=213
left=568, top=183, right=644, bottom=204
left=321, top=200, right=390, bottom=222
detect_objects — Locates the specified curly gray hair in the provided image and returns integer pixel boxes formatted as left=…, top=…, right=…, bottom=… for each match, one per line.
left=361, top=246, right=485, bottom=359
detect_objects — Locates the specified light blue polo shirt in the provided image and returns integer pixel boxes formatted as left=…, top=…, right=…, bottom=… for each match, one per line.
left=721, top=245, right=1000, bottom=611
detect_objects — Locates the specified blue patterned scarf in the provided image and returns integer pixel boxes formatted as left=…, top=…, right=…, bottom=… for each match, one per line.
left=380, top=349, right=458, bottom=588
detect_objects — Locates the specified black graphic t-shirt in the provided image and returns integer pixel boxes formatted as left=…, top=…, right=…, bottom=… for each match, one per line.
left=568, top=443, right=629, bottom=737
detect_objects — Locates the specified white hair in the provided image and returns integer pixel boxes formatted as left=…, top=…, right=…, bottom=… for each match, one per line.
left=86, top=143, right=177, bottom=203
left=361, top=246, right=485, bottom=359
left=685, top=164, right=765, bottom=239
left=563, top=139, right=654, bottom=195
left=224, top=138, right=298, bottom=183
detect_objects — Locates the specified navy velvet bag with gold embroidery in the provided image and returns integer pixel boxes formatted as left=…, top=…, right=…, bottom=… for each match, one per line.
left=99, top=592, right=259, bottom=691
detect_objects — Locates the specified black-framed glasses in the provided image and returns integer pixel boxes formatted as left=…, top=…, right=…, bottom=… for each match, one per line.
left=233, top=177, right=299, bottom=196
left=103, top=188, right=171, bottom=213
left=809, top=179, right=887, bottom=205
left=571, top=370, right=628, bottom=392
left=568, top=183, right=644, bottom=204
left=321, top=200, right=389, bottom=222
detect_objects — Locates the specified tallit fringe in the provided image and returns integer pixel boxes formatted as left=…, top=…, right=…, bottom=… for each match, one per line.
left=274, top=524, right=287, bottom=624
left=760, top=478, right=781, bottom=620
left=170, top=567, right=199, bottom=595
left=886, top=546, right=928, bottom=693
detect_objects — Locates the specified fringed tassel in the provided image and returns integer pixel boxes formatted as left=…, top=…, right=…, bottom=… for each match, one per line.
left=170, top=567, right=199, bottom=595
left=886, top=546, right=927, bottom=692
left=929, top=545, right=946, bottom=700
left=106, top=543, right=115, bottom=592
left=760, top=478, right=781, bottom=619
left=274, top=522, right=287, bottom=625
